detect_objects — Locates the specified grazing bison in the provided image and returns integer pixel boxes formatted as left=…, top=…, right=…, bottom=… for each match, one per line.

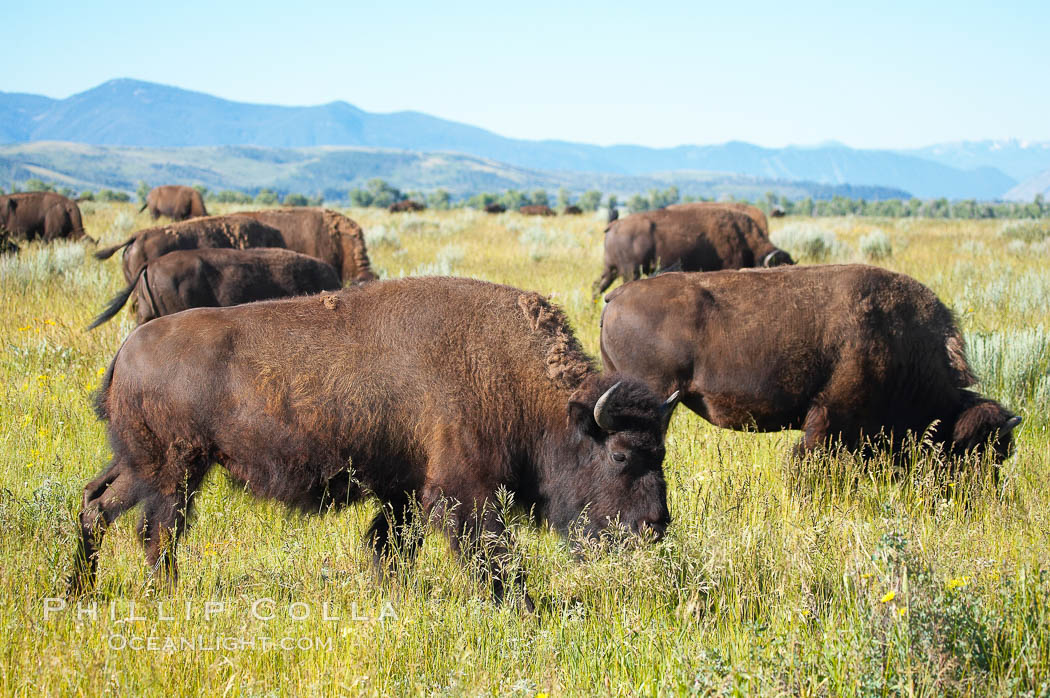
left=484, top=203, right=507, bottom=214
left=0, top=192, right=88, bottom=242
left=94, top=215, right=287, bottom=283
left=771, top=206, right=786, bottom=218
left=593, top=206, right=794, bottom=297
left=600, top=266, right=1021, bottom=463
left=71, top=277, right=678, bottom=609
left=88, top=248, right=341, bottom=329
left=140, top=185, right=208, bottom=221
left=236, top=208, right=376, bottom=283
left=667, top=201, right=771, bottom=236
left=520, top=205, right=556, bottom=216
left=563, top=205, right=583, bottom=215
left=389, top=200, right=425, bottom=213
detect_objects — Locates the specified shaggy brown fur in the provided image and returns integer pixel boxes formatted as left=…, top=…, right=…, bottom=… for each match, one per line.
left=0, top=192, right=87, bottom=242
left=72, top=277, right=678, bottom=608
left=593, top=206, right=794, bottom=297
left=389, top=200, right=425, bottom=213
left=519, top=205, right=556, bottom=216
left=236, top=208, right=376, bottom=283
left=599, top=265, right=1021, bottom=464
left=667, top=201, right=771, bottom=236
left=88, top=247, right=342, bottom=329
left=140, top=186, right=208, bottom=221
left=94, top=215, right=287, bottom=283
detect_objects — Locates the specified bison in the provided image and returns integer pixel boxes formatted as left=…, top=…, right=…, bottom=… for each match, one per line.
left=484, top=203, right=507, bottom=214
left=70, top=277, right=679, bottom=609
left=593, top=205, right=794, bottom=297
left=519, top=205, right=556, bottom=216
left=563, top=205, right=583, bottom=215
left=599, top=266, right=1021, bottom=463
left=140, top=185, right=208, bottom=221
left=94, top=215, right=287, bottom=283
left=0, top=192, right=88, bottom=242
left=389, top=200, right=425, bottom=213
left=667, top=201, right=771, bottom=236
left=236, top=208, right=376, bottom=283
left=88, top=247, right=342, bottom=329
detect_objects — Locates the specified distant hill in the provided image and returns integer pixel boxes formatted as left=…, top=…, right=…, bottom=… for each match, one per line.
left=903, top=140, right=1050, bottom=182
left=0, top=79, right=1031, bottom=199
left=0, top=141, right=911, bottom=202
left=1003, top=169, right=1050, bottom=202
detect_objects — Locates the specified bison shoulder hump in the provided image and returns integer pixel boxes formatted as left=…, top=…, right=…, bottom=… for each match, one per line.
left=516, top=292, right=594, bottom=389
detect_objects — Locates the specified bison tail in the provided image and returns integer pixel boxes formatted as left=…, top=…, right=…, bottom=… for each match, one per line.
left=138, top=202, right=148, bottom=213
left=94, top=236, right=134, bottom=260
left=87, top=268, right=144, bottom=330
left=946, top=328, right=977, bottom=387
left=93, top=357, right=118, bottom=421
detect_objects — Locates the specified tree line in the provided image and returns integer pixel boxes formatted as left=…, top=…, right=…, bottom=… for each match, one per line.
left=5, top=177, right=1048, bottom=220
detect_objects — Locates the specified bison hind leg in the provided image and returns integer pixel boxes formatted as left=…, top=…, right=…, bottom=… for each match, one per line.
left=69, top=459, right=149, bottom=596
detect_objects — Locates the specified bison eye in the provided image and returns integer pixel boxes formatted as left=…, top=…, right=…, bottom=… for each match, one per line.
left=611, top=452, right=627, bottom=463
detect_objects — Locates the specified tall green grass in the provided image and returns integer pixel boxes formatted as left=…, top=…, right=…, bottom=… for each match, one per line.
left=1, top=207, right=1048, bottom=695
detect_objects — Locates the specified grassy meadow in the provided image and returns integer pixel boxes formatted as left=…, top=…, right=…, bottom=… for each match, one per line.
left=1, top=203, right=1049, bottom=695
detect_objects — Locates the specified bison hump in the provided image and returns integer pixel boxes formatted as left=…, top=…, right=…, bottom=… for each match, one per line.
left=517, top=292, right=594, bottom=389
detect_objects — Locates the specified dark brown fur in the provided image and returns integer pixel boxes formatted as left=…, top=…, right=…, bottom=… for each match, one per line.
left=593, top=206, right=794, bottom=297
left=0, top=192, right=87, bottom=242
left=389, top=200, right=425, bottom=213
left=236, top=208, right=376, bottom=283
left=563, top=205, right=583, bottom=215
left=519, top=205, right=556, bottom=216
left=599, top=265, right=1021, bottom=463
left=140, top=186, right=208, bottom=221
left=88, top=247, right=342, bottom=329
left=667, top=202, right=771, bottom=236
left=484, top=203, right=507, bottom=214
left=72, top=278, right=678, bottom=607
left=94, top=215, right=287, bottom=283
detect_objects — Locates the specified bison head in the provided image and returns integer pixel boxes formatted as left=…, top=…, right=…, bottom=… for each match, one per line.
left=762, top=249, right=795, bottom=267
left=544, top=375, right=678, bottom=542
left=950, top=397, right=1022, bottom=463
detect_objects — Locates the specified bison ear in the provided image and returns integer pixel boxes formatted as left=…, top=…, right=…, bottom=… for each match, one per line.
left=1004, top=415, right=1022, bottom=433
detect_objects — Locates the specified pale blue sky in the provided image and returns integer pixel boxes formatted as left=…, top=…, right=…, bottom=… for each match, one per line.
left=5, top=0, right=1046, bottom=148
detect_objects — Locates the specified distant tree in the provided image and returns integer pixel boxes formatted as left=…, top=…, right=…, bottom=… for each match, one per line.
left=648, top=186, right=679, bottom=210
left=78, top=190, right=95, bottom=202
left=606, top=194, right=619, bottom=211
left=366, top=179, right=403, bottom=208
left=348, top=188, right=374, bottom=207
left=466, top=192, right=499, bottom=209
left=193, top=184, right=208, bottom=200
left=25, top=179, right=54, bottom=193
left=283, top=193, right=309, bottom=207
left=428, top=189, right=452, bottom=210
left=136, top=181, right=150, bottom=206
left=501, top=189, right=530, bottom=210
left=255, top=189, right=279, bottom=206
left=556, top=188, right=571, bottom=210
left=627, top=194, right=650, bottom=213
left=531, top=190, right=550, bottom=208
left=97, top=189, right=131, bottom=202
left=213, top=190, right=253, bottom=204
left=578, top=190, right=602, bottom=212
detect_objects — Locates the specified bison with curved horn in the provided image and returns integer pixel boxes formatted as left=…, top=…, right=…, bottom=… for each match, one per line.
left=87, top=248, right=342, bottom=329
left=70, top=277, right=679, bottom=610
left=140, top=185, right=208, bottom=221
left=94, top=215, right=287, bottom=283
left=235, top=208, right=376, bottom=283
left=600, top=266, right=1020, bottom=464
left=593, top=204, right=794, bottom=298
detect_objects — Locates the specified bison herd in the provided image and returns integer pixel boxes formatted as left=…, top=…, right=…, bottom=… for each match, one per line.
left=4, top=186, right=1020, bottom=608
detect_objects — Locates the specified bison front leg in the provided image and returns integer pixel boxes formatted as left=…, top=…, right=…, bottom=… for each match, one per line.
left=792, top=404, right=831, bottom=460
left=425, top=485, right=535, bottom=612
left=365, top=496, right=424, bottom=579
left=69, top=460, right=147, bottom=595
left=137, top=487, right=199, bottom=590
left=592, top=266, right=619, bottom=299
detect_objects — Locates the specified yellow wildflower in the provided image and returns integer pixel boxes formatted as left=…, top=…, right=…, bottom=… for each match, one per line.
left=946, top=576, right=970, bottom=591
left=897, top=607, right=907, bottom=617
left=97, top=367, right=106, bottom=377
left=881, top=591, right=896, bottom=603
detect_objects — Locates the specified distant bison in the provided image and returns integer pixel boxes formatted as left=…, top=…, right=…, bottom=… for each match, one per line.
left=484, top=203, right=507, bottom=214
left=600, top=266, right=1021, bottom=463
left=771, top=206, right=786, bottom=218
left=563, top=205, right=583, bottom=215
left=667, top=201, right=770, bottom=236
left=88, top=248, right=341, bottom=329
left=140, top=186, right=208, bottom=221
left=71, top=278, right=678, bottom=609
left=236, top=208, right=376, bottom=283
left=94, top=215, right=287, bottom=283
left=0, top=192, right=88, bottom=242
left=389, top=200, right=425, bottom=213
left=593, top=206, right=794, bottom=297
left=520, top=205, right=556, bottom=216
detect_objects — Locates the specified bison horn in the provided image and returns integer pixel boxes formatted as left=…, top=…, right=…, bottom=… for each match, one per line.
left=661, top=390, right=680, bottom=413
left=763, top=251, right=776, bottom=267
left=593, top=380, right=623, bottom=432
left=1004, top=416, right=1023, bottom=432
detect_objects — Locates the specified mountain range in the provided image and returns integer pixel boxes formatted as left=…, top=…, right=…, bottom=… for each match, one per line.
left=2, top=79, right=1048, bottom=201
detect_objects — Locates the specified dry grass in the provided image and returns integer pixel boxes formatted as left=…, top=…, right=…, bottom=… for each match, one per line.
left=1, top=206, right=1048, bottom=695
